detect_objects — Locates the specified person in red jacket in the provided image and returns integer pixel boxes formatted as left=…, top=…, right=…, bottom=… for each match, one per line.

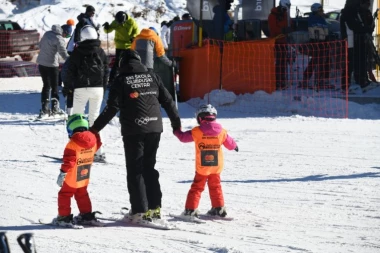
left=174, top=104, right=238, bottom=219
left=53, top=114, right=102, bottom=227
left=268, top=0, right=292, bottom=90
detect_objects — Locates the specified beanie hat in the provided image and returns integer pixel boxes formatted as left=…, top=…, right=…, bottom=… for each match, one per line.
left=161, top=21, right=168, bottom=27
left=149, top=27, right=158, bottom=35
left=86, top=5, right=95, bottom=13
left=61, top=24, right=73, bottom=37
left=119, top=49, right=141, bottom=68
left=66, top=19, right=75, bottom=26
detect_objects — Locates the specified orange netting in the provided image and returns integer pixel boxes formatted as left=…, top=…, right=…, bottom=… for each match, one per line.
left=178, top=39, right=349, bottom=118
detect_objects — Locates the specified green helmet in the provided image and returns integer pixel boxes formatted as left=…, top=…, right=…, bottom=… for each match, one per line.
left=66, top=114, right=89, bottom=137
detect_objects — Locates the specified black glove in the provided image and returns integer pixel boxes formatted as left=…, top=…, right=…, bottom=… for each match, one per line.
left=102, top=22, right=110, bottom=29
left=171, top=119, right=181, bottom=133
left=62, top=86, right=73, bottom=97
left=234, top=146, right=239, bottom=152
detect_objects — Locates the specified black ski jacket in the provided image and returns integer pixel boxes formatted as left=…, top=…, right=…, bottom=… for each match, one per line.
left=66, top=39, right=109, bottom=90
left=74, top=13, right=99, bottom=43
left=343, top=4, right=374, bottom=35
left=91, top=58, right=181, bottom=135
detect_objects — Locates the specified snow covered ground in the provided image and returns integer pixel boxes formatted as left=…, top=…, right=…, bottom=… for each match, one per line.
left=0, top=77, right=379, bottom=253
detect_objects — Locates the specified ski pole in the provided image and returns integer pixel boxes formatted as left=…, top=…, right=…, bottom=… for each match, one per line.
left=172, top=60, right=178, bottom=109
left=107, top=30, right=109, bottom=56
left=0, top=232, right=10, bottom=253
left=17, top=233, right=37, bottom=253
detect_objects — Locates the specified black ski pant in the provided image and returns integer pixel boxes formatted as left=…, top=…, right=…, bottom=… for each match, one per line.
left=274, top=44, right=288, bottom=89
left=38, top=65, right=60, bottom=103
left=302, top=42, right=330, bottom=85
left=353, top=34, right=369, bottom=87
left=341, top=47, right=354, bottom=90
left=123, top=133, right=162, bottom=214
left=109, top=49, right=125, bottom=83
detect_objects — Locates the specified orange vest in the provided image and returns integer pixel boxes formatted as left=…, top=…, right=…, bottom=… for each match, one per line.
left=191, top=127, right=227, bottom=176
left=64, top=141, right=97, bottom=188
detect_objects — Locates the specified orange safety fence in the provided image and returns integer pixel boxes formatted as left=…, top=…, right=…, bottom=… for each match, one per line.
left=0, top=30, right=40, bottom=61
left=178, top=38, right=349, bottom=118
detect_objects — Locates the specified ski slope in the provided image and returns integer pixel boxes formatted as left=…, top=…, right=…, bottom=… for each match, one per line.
left=0, top=77, right=379, bottom=253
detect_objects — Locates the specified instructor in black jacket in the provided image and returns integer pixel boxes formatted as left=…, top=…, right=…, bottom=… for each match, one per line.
left=90, top=49, right=181, bottom=222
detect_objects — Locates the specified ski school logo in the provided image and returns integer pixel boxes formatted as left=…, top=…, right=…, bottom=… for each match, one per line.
left=77, top=157, right=93, bottom=165
left=130, top=91, right=139, bottom=98
left=134, top=117, right=158, bottom=126
left=198, top=142, right=220, bottom=150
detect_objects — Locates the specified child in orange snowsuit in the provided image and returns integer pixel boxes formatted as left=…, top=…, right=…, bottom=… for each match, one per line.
left=55, top=113, right=101, bottom=226
left=174, top=104, right=238, bottom=217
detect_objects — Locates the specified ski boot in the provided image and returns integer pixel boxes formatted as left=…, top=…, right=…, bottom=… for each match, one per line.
left=207, top=207, right=227, bottom=217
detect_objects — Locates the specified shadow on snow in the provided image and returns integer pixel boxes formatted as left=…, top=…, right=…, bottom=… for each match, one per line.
left=177, top=172, right=380, bottom=184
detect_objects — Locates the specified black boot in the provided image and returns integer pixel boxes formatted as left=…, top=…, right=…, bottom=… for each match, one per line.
left=38, top=99, right=50, bottom=118
left=51, top=98, right=64, bottom=115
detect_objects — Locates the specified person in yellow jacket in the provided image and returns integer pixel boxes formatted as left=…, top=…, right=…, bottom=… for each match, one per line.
left=174, top=104, right=238, bottom=219
left=131, top=27, right=174, bottom=70
left=53, top=114, right=102, bottom=227
left=103, top=11, right=139, bottom=85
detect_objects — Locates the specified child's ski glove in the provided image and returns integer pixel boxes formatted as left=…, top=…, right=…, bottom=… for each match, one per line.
left=234, top=146, right=239, bottom=152
left=56, top=171, right=67, bottom=187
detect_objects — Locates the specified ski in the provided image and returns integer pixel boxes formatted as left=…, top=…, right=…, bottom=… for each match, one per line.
left=98, top=215, right=174, bottom=230
left=168, top=213, right=207, bottom=224
left=40, top=154, right=62, bottom=161
left=38, top=218, right=84, bottom=229
left=362, top=83, right=380, bottom=93
left=29, top=114, right=67, bottom=122
left=198, top=214, right=234, bottom=221
left=336, top=86, right=360, bottom=95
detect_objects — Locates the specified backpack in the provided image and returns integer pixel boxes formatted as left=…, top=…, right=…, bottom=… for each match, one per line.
left=78, top=51, right=104, bottom=86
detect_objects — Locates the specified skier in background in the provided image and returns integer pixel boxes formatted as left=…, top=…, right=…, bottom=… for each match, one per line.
left=299, top=3, right=332, bottom=90
left=36, top=24, right=69, bottom=119
left=174, top=104, right=238, bottom=219
left=54, top=114, right=102, bottom=227
left=131, top=27, right=174, bottom=70
left=67, top=5, right=100, bottom=54
left=268, top=0, right=292, bottom=90
left=65, top=25, right=109, bottom=163
left=103, top=11, right=139, bottom=86
left=342, top=0, right=375, bottom=91
left=160, top=20, right=172, bottom=51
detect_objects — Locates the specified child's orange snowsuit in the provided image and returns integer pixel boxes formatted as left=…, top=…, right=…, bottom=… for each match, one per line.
left=174, top=121, right=237, bottom=210
left=58, top=131, right=101, bottom=216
